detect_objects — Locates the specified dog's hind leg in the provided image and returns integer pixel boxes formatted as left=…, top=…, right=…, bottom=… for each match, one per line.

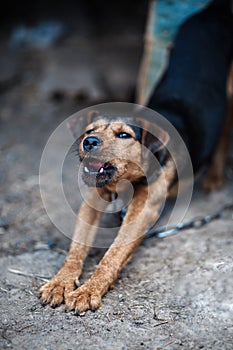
left=203, top=63, right=233, bottom=191
left=40, top=188, right=110, bottom=308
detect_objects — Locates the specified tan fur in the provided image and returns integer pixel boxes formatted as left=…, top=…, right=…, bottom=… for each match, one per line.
left=39, top=116, right=177, bottom=314
left=80, top=121, right=145, bottom=185
left=41, top=56, right=233, bottom=308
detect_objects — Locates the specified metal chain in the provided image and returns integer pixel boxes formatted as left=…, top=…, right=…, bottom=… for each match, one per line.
left=144, top=202, right=233, bottom=241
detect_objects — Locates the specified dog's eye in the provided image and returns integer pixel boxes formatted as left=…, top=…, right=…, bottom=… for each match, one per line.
left=117, top=132, right=132, bottom=139
left=86, top=129, right=94, bottom=134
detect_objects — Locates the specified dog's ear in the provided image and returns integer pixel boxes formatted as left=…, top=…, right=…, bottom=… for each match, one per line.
left=67, top=110, right=99, bottom=139
left=135, top=119, right=169, bottom=156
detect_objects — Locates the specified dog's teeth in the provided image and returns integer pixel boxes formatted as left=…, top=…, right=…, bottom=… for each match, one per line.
left=84, top=166, right=89, bottom=173
left=99, top=168, right=104, bottom=174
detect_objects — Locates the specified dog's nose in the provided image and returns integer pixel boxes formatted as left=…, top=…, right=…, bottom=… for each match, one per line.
left=83, top=136, right=102, bottom=152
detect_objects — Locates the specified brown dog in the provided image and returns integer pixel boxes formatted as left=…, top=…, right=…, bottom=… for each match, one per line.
left=40, top=111, right=178, bottom=314
left=39, top=97, right=232, bottom=314
left=40, top=0, right=233, bottom=313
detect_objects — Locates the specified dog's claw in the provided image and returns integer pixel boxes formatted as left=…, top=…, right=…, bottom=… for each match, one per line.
left=74, top=309, right=80, bottom=316
left=74, top=309, right=86, bottom=317
left=51, top=303, right=59, bottom=309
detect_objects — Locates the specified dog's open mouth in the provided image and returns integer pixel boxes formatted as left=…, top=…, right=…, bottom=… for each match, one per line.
left=81, top=158, right=116, bottom=187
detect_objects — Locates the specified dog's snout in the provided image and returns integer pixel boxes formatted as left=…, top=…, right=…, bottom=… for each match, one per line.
left=83, top=136, right=102, bottom=152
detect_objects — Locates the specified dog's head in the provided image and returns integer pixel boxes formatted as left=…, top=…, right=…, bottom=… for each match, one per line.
left=68, top=111, right=169, bottom=189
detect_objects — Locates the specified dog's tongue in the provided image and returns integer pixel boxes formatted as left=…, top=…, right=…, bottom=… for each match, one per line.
left=88, top=160, right=105, bottom=171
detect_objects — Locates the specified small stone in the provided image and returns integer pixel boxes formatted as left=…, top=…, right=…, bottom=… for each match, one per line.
left=47, top=241, right=56, bottom=248
left=135, top=319, right=144, bottom=325
left=34, top=242, right=49, bottom=250
left=0, top=228, right=5, bottom=235
left=0, top=217, right=9, bottom=230
left=118, top=294, right=125, bottom=302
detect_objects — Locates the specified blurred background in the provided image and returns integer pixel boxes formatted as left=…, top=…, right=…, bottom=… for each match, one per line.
left=0, top=0, right=149, bottom=254
left=1, top=0, right=148, bottom=105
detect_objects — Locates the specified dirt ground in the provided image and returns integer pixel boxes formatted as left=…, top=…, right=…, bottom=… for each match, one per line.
left=1, top=7, right=233, bottom=350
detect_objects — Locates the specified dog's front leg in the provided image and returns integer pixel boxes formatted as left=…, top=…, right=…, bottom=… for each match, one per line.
left=65, top=182, right=165, bottom=314
left=40, top=188, right=110, bottom=307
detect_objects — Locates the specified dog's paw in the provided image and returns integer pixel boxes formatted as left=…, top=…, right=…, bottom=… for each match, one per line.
left=65, top=283, right=102, bottom=314
left=40, top=278, right=75, bottom=308
left=202, top=174, right=223, bottom=192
